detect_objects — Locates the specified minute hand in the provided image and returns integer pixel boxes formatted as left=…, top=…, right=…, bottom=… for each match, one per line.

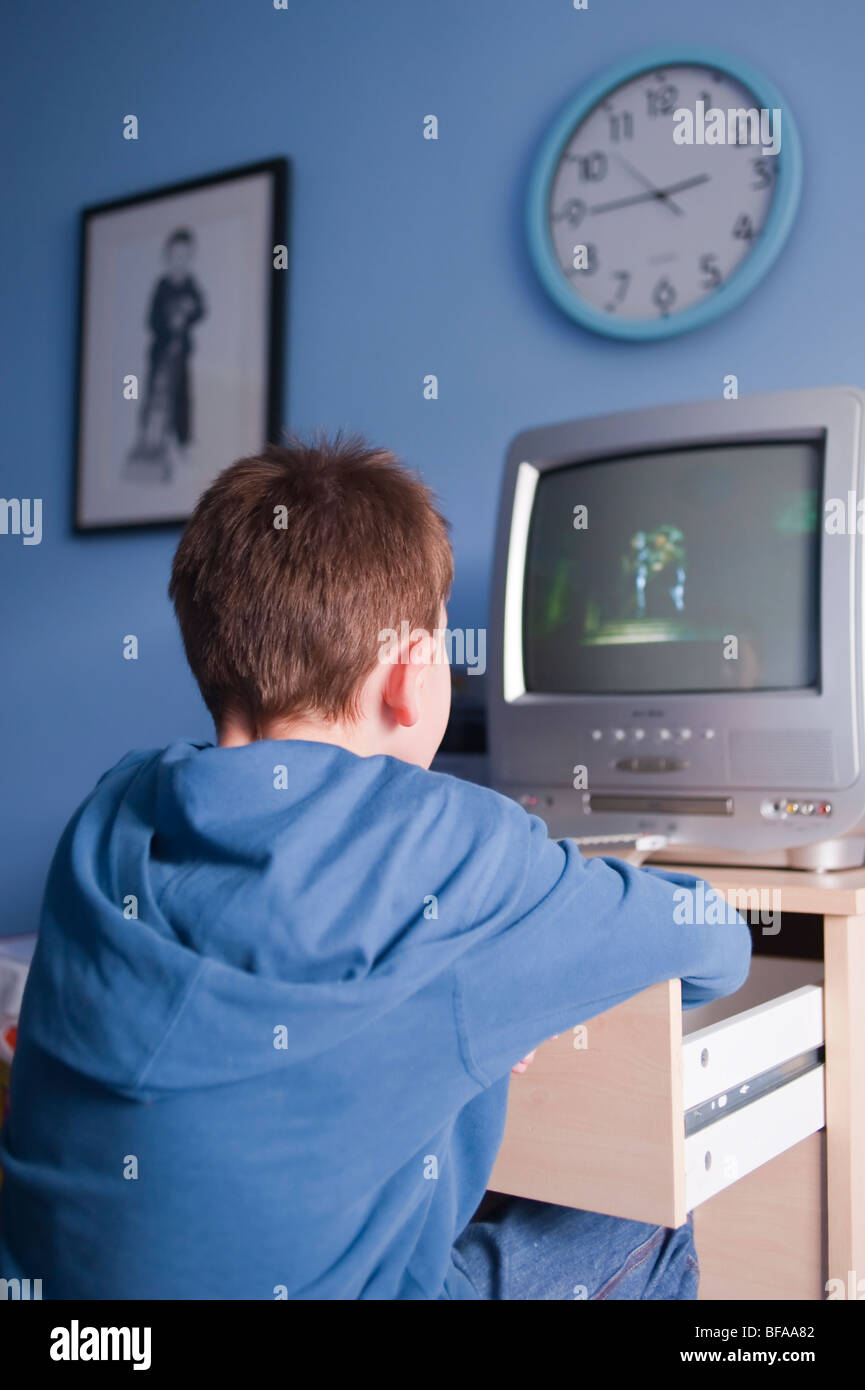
left=591, top=173, right=711, bottom=215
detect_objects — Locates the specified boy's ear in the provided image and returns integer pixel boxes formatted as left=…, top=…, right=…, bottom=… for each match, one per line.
left=380, top=630, right=432, bottom=728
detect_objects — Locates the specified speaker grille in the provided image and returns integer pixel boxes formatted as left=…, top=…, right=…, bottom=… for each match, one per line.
left=729, top=731, right=835, bottom=788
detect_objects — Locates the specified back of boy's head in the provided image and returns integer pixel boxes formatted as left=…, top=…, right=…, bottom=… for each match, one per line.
left=169, top=434, right=453, bottom=729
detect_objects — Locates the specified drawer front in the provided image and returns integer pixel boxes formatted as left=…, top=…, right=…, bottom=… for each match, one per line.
left=685, top=1066, right=825, bottom=1208
left=683, top=984, right=824, bottom=1111
left=488, top=979, right=685, bottom=1228
left=491, top=966, right=825, bottom=1228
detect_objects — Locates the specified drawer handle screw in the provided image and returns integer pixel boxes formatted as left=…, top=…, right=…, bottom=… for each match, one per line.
left=700, top=1048, right=709, bottom=1068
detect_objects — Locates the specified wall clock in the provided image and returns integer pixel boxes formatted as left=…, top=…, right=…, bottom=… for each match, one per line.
left=526, top=47, right=802, bottom=340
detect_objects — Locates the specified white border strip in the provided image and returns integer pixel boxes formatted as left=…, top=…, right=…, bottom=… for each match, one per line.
left=502, top=462, right=539, bottom=702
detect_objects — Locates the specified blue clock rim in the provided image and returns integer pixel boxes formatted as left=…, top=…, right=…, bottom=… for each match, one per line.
left=526, top=45, right=803, bottom=340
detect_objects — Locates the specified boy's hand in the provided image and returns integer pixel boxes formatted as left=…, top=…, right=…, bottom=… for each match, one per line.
left=511, top=1050, right=537, bottom=1075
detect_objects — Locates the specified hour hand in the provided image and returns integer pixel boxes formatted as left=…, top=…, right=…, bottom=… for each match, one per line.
left=591, top=171, right=710, bottom=216
left=616, top=154, right=685, bottom=216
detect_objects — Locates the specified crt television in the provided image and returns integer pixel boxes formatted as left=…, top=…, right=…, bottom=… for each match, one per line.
left=487, top=386, right=865, bottom=870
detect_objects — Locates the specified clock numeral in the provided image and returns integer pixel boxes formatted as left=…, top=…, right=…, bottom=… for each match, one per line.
left=576, top=151, right=607, bottom=181
left=732, top=213, right=756, bottom=241
left=699, top=252, right=722, bottom=290
left=608, top=112, right=634, bottom=142
left=652, top=277, right=677, bottom=315
left=605, top=270, right=631, bottom=313
left=552, top=197, right=587, bottom=228
left=751, top=157, right=776, bottom=189
left=646, top=84, right=678, bottom=117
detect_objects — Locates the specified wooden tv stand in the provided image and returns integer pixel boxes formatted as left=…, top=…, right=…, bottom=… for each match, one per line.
left=490, top=862, right=865, bottom=1300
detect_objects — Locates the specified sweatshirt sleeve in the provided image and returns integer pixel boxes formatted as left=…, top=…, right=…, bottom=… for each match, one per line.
left=452, top=798, right=752, bottom=1088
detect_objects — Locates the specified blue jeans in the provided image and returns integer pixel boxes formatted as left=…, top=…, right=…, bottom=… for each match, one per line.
left=451, top=1194, right=699, bottom=1300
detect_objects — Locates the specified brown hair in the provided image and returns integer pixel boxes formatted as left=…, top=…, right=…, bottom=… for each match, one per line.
left=169, top=434, right=453, bottom=728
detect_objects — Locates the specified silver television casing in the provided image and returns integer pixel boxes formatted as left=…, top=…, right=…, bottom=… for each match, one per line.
left=487, top=387, right=865, bottom=870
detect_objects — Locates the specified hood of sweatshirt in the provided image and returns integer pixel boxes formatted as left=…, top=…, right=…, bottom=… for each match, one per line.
left=25, top=738, right=497, bottom=1096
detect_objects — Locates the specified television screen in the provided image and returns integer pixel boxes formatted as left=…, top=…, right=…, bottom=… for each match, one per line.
left=522, top=441, right=823, bottom=695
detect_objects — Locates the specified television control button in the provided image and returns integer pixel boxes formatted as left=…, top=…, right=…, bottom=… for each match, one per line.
left=658, top=729, right=672, bottom=741
left=678, top=728, right=692, bottom=741
left=616, top=756, right=687, bottom=773
left=612, top=728, right=626, bottom=741
left=590, top=729, right=603, bottom=742
left=702, top=728, right=716, bottom=740
left=632, top=728, right=645, bottom=741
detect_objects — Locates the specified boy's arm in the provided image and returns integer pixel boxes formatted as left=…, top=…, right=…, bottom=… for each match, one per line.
left=452, top=806, right=751, bottom=1088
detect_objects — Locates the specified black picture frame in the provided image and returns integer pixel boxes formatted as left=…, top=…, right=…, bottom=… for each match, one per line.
left=74, top=157, right=288, bottom=532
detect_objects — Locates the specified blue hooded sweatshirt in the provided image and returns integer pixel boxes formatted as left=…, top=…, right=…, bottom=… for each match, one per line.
left=0, top=739, right=750, bottom=1299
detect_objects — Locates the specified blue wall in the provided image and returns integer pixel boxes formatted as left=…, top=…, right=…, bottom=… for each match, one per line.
left=2, top=0, right=863, bottom=932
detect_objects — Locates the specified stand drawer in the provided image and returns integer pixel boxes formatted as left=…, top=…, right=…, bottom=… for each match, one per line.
left=489, top=957, right=824, bottom=1228
left=683, top=973, right=824, bottom=1208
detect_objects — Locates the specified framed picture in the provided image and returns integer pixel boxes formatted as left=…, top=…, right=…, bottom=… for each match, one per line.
left=74, top=157, right=287, bottom=530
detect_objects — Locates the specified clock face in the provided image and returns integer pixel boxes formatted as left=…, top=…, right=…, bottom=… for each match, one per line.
left=531, top=54, right=802, bottom=338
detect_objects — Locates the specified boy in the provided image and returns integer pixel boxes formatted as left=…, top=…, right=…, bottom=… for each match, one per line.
left=127, top=227, right=206, bottom=474
left=0, top=436, right=750, bottom=1300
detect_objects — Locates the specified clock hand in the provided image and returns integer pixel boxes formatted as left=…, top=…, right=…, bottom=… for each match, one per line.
left=616, top=155, right=684, bottom=216
left=656, top=173, right=711, bottom=197
left=590, top=173, right=710, bottom=216
left=591, top=187, right=679, bottom=215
